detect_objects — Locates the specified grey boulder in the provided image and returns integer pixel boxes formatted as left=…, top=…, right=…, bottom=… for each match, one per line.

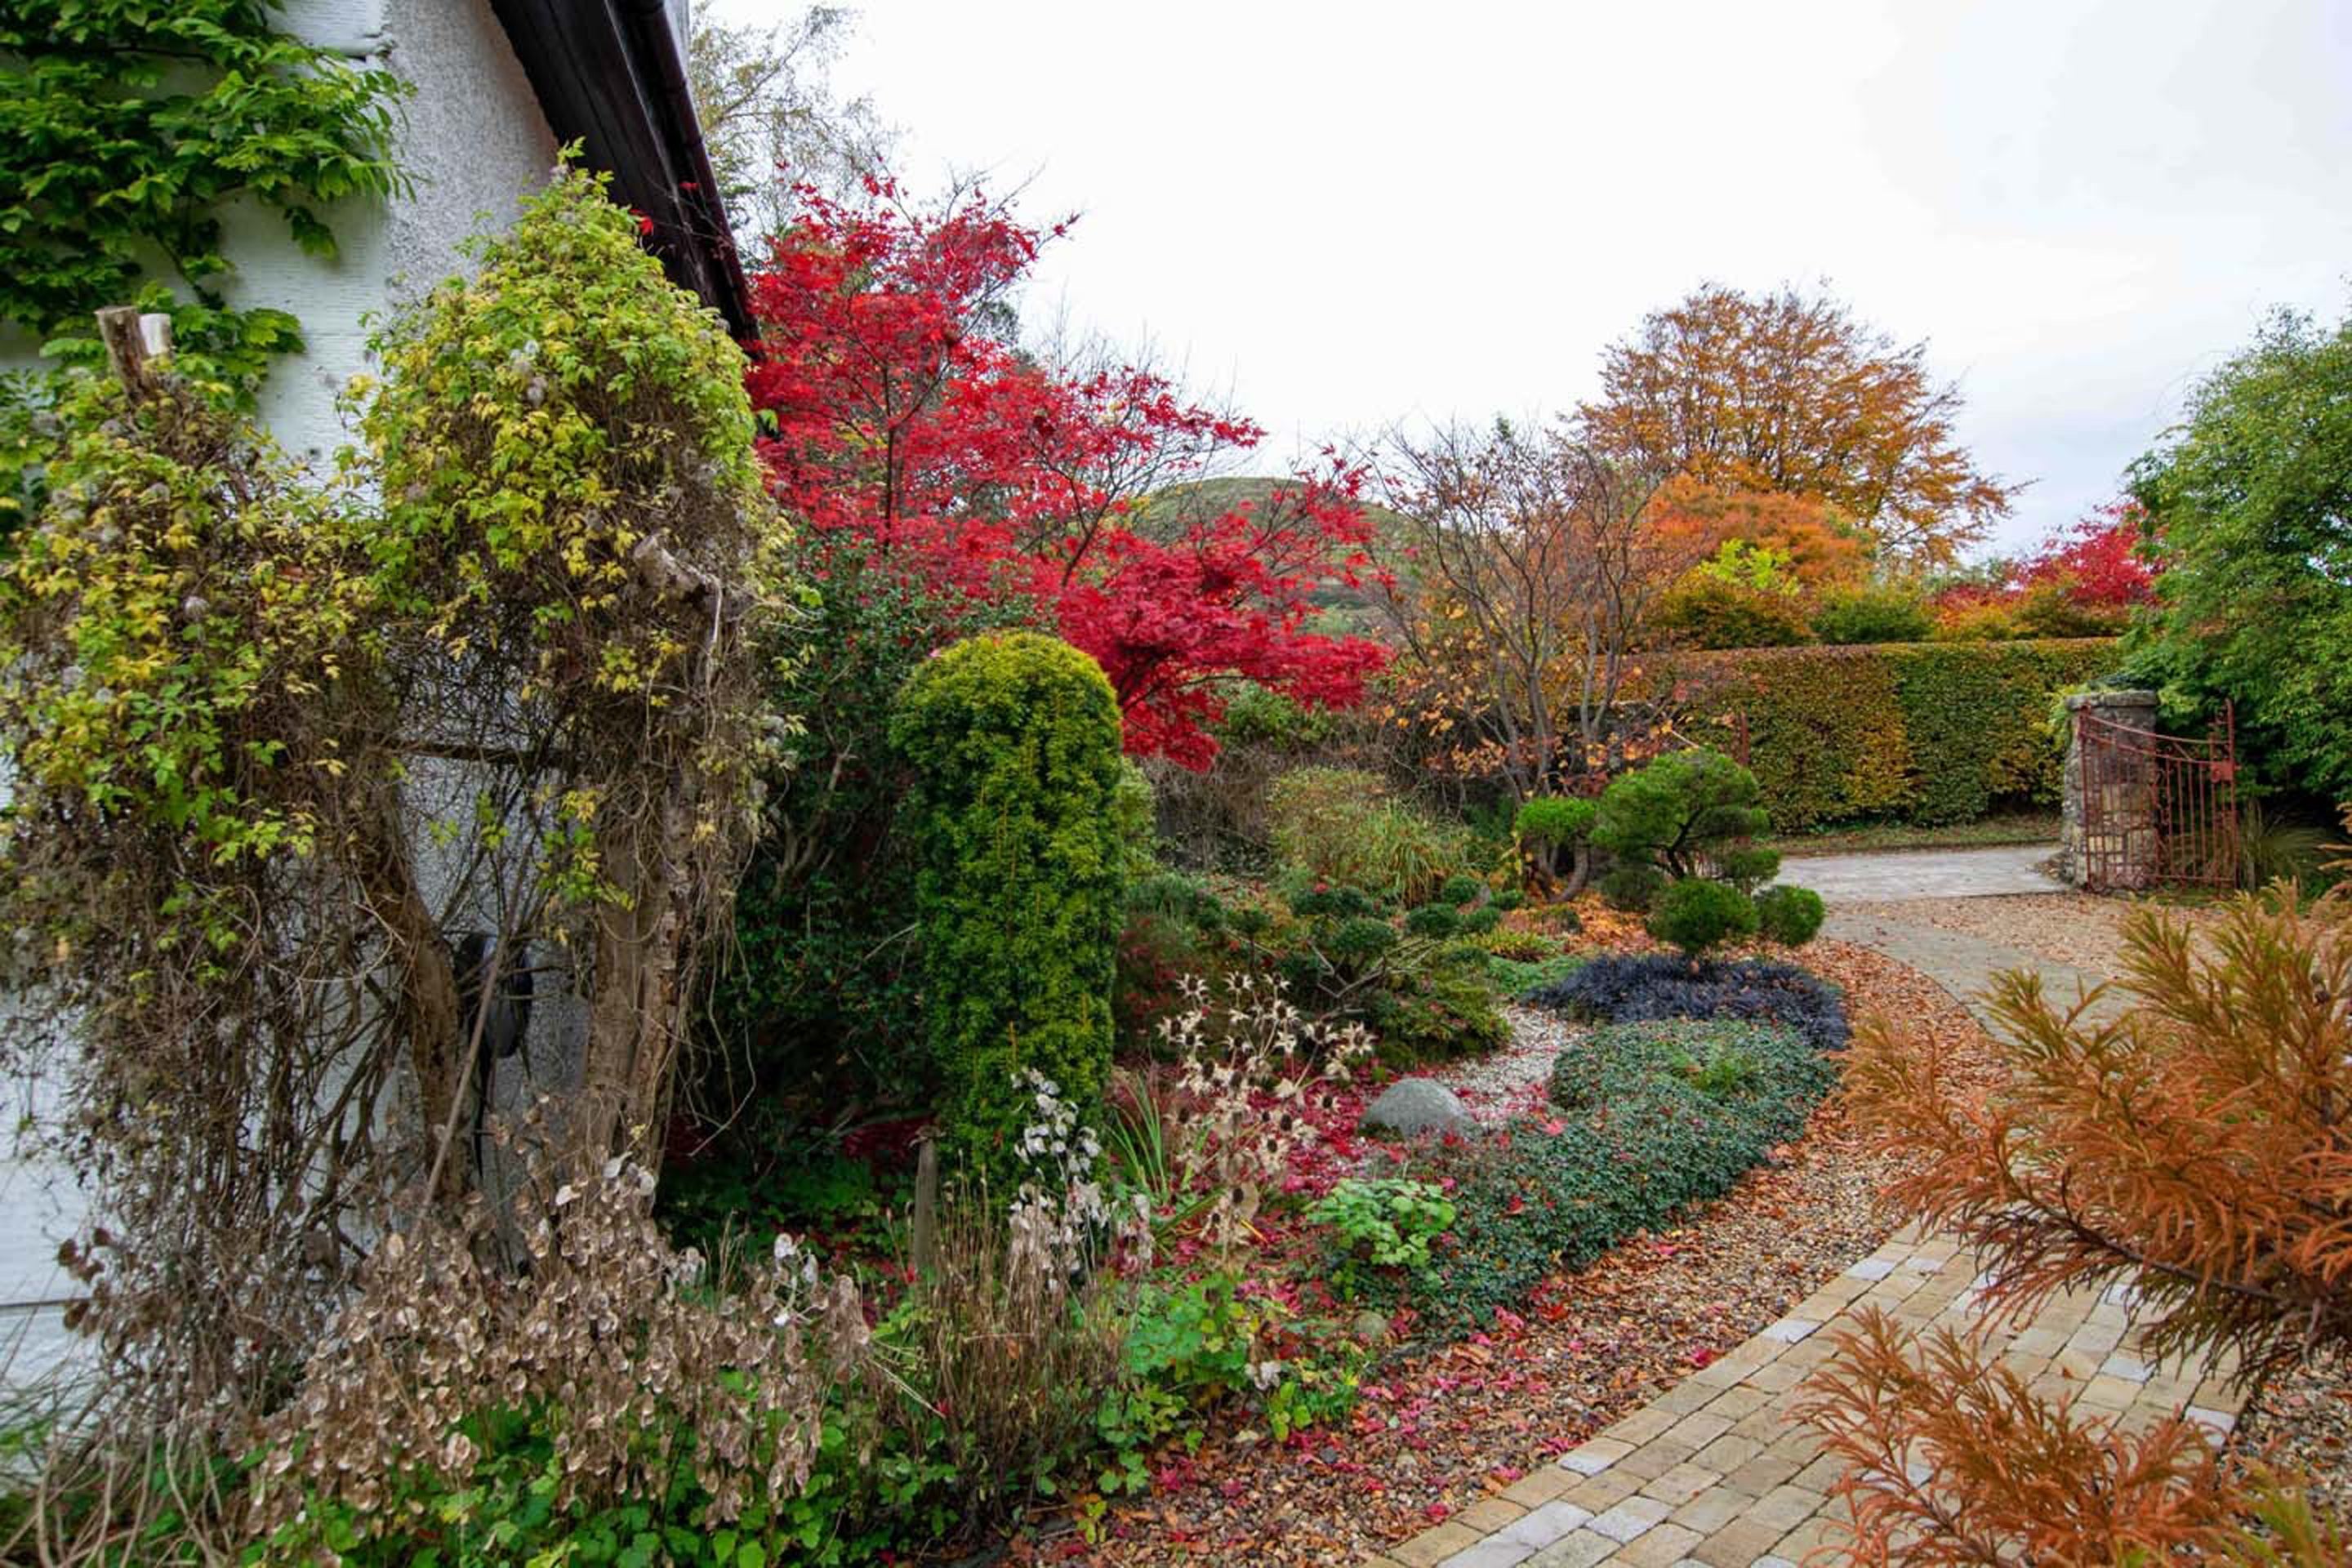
left=1360, top=1076, right=1470, bottom=1138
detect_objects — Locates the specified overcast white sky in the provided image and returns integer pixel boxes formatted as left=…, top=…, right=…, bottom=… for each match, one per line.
left=708, top=0, right=2352, bottom=558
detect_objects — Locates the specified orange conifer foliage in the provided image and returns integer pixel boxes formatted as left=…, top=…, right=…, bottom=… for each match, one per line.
left=1801, top=867, right=2352, bottom=1563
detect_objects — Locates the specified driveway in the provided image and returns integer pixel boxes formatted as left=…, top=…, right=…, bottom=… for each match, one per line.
left=1775, top=841, right=2062, bottom=904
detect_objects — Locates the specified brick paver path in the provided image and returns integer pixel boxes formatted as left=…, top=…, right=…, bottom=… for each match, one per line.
left=1365, top=1229, right=2243, bottom=1568
left=1366, top=867, right=2241, bottom=1568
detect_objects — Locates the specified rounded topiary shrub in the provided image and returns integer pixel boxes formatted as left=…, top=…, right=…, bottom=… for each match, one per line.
left=1404, top=903, right=1462, bottom=939
left=1754, top=884, right=1826, bottom=947
left=1648, top=878, right=1759, bottom=956
left=1597, top=862, right=1666, bottom=913
left=1439, top=873, right=1485, bottom=908
left=890, top=632, right=1125, bottom=1173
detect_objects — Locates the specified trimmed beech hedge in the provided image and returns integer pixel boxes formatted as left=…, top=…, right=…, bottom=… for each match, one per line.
left=1690, top=638, right=2118, bottom=829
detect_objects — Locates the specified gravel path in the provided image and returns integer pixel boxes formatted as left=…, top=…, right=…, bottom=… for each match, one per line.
left=1431, top=1004, right=1586, bottom=1126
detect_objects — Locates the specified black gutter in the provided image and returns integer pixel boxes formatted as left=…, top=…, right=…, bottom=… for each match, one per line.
left=488, top=0, right=758, bottom=338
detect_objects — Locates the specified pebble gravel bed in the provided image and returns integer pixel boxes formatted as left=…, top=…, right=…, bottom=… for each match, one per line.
left=1435, top=1003, right=1586, bottom=1125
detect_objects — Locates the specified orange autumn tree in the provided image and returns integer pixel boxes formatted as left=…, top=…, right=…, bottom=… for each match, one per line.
left=1799, top=868, right=2352, bottom=1564
left=1647, top=478, right=1872, bottom=594
left=1581, top=283, right=2020, bottom=568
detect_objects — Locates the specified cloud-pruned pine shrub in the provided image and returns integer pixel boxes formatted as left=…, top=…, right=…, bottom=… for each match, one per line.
left=1414, top=1018, right=1837, bottom=1334
left=890, top=632, right=1126, bottom=1171
left=1530, top=953, right=1848, bottom=1054
left=1754, top=884, right=1826, bottom=946
left=1597, top=862, right=1666, bottom=912
left=1590, top=747, right=1771, bottom=878
left=1647, top=877, right=1760, bottom=956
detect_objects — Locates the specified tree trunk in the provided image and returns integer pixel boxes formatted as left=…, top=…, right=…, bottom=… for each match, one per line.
left=348, top=773, right=469, bottom=1197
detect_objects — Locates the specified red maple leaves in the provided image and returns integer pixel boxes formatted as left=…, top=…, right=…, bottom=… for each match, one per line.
left=742, top=183, right=1385, bottom=766
left=2020, top=498, right=2159, bottom=608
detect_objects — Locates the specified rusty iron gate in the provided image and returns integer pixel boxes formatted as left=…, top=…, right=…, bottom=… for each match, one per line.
left=2073, top=702, right=2239, bottom=892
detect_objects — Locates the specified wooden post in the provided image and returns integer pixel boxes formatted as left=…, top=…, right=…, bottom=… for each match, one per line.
left=95, top=305, right=172, bottom=401
left=910, top=1134, right=939, bottom=1281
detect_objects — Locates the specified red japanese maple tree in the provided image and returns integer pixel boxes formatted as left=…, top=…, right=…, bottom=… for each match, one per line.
left=2020, top=499, right=2159, bottom=608
left=742, top=182, right=1384, bottom=766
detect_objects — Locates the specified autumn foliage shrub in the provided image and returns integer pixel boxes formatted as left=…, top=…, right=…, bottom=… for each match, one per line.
left=1650, top=572, right=1816, bottom=649
left=1810, top=584, right=1933, bottom=645
left=1686, top=639, right=2116, bottom=828
left=1802, top=879, right=2352, bottom=1563
left=890, top=633, right=1127, bottom=1170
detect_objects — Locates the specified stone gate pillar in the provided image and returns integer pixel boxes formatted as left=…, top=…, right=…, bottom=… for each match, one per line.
left=2060, top=689, right=2160, bottom=889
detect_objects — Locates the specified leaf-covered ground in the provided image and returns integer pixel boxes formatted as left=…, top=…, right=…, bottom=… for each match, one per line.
left=1047, top=939, right=1985, bottom=1566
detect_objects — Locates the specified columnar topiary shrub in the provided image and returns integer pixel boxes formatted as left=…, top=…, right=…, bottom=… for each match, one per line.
left=891, top=632, right=1126, bottom=1169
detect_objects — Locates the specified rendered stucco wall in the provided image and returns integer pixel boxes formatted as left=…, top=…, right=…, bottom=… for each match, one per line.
left=0, top=0, right=559, bottom=1384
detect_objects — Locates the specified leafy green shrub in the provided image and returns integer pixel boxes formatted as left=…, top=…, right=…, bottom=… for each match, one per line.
left=1654, top=575, right=1817, bottom=649
left=1490, top=888, right=1524, bottom=912
left=1486, top=951, right=1588, bottom=997
left=1591, top=749, right=1771, bottom=877
left=890, top=633, right=1126, bottom=1169
left=1753, top=884, right=1826, bottom=946
left=1530, top=953, right=1848, bottom=1054
left=1647, top=878, right=1760, bottom=956
left=1457, top=905, right=1502, bottom=936
left=1416, top=1018, right=1838, bottom=1334
left=1267, top=766, right=1470, bottom=905
left=1310, top=1178, right=1457, bottom=1297
left=711, top=545, right=1035, bottom=1114
left=1439, top=873, right=1485, bottom=907
left=1812, top=586, right=1932, bottom=645
left=1683, top=640, right=2117, bottom=830
left=1404, top=903, right=1462, bottom=939
left=1597, top=862, right=1666, bottom=912
left=2127, top=306, right=2352, bottom=800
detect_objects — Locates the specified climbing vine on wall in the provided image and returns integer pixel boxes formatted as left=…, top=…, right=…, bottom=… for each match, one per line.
left=1, top=0, right=408, bottom=372
left=0, top=0, right=408, bottom=529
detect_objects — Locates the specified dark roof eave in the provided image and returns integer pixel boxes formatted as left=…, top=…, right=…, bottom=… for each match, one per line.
left=488, top=0, right=758, bottom=339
